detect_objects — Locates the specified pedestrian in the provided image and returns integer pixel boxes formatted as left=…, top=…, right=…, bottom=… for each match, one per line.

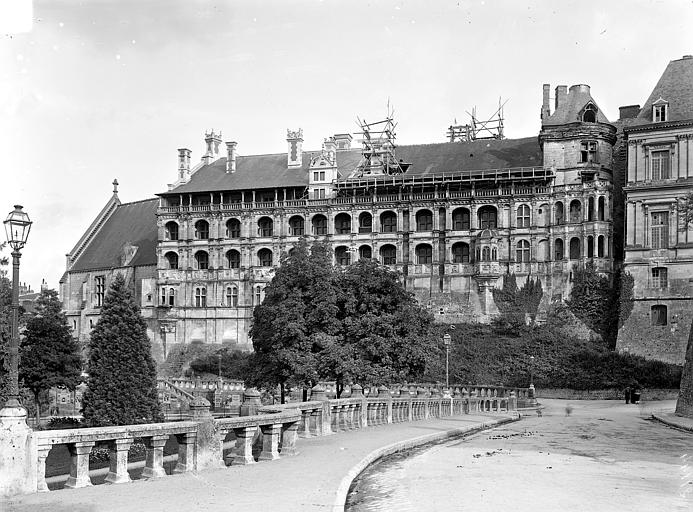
left=624, top=386, right=631, bottom=404
left=565, top=403, right=573, bottom=416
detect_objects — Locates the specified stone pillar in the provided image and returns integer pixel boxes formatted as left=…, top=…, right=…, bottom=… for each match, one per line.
left=173, top=432, right=197, bottom=474
left=65, top=441, right=95, bottom=489
left=190, top=397, right=224, bottom=470
left=231, top=426, right=257, bottom=465
left=258, top=423, right=282, bottom=461
left=299, top=409, right=313, bottom=438
left=281, top=421, right=300, bottom=456
left=36, top=442, right=51, bottom=493
left=141, top=435, right=169, bottom=479
left=104, top=438, right=134, bottom=484
left=0, top=406, right=36, bottom=497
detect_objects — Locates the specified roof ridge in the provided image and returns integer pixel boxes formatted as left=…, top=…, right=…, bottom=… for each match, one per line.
left=118, top=197, right=159, bottom=207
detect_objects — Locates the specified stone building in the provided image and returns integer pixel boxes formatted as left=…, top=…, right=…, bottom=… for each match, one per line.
left=61, top=82, right=619, bottom=361
left=616, top=55, right=693, bottom=365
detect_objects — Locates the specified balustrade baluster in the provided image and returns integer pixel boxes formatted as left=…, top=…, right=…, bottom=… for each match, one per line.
left=309, top=408, right=322, bottom=436
left=142, top=434, right=169, bottom=479
left=174, top=432, right=197, bottom=474
left=258, top=423, right=282, bottom=461
left=231, top=426, right=257, bottom=465
left=36, top=443, right=52, bottom=492
left=105, top=438, right=134, bottom=484
left=280, top=421, right=300, bottom=456
left=299, top=409, right=312, bottom=438
left=65, top=441, right=95, bottom=489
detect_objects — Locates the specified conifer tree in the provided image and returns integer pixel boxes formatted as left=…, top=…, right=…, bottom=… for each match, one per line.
left=82, top=274, right=162, bottom=426
left=20, top=289, right=82, bottom=423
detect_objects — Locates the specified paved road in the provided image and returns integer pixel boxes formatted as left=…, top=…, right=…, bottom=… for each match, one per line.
left=347, top=399, right=693, bottom=512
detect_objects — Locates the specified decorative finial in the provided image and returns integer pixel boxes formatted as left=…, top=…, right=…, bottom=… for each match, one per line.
left=112, top=179, right=119, bottom=195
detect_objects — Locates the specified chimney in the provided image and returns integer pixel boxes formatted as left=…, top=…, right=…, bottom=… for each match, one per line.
left=322, top=137, right=337, bottom=165
left=542, top=84, right=551, bottom=120
left=202, top=130, right=222, bottom=165
left=555, top=85, right=568, bottom=111
left=287, top=128, right=303, bottom=168
left=333, top=133, right=353, bottom=151
left=178, top=148, right=191, bottom=179
left=41, top=278, right=47, bottom=292
left=619, top=105, right=641, bottom=120
left=226, top=141, right=237, bottom=173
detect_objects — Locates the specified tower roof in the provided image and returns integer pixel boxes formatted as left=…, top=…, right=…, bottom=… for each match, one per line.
left=543, top=84, right=610, bottom=126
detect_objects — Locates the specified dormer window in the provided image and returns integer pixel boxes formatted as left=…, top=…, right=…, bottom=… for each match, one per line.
left=653, top=103, right=668, bottom=123
left=582, top=104, right=597, bottom=123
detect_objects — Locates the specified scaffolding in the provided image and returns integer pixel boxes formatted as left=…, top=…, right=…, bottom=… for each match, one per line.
left=352, top=106, right=410, bottom=177
left=447, top=98, right=506, bottom=142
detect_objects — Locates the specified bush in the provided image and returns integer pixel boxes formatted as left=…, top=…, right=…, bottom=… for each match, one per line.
left=46, top=416, right=83, bottom=430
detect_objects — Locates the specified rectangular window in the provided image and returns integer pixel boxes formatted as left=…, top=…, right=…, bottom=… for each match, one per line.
left=160, top=288, right=167, bottom=306
left=319, top=171, right=325, bottom=181
left=580, top=141, right=598, bottom=163
left=95, top=276, right=105, bottom=307
left=651, top=212, right=669, bottom=249
left=314, top=189, right=325, bottom=199
left=313, top=172, right=319, bottom=181
left=653, top=104, right=667, bottom=123
left=651, top=150, right=670, bottom=180
left=651, top=305, right=667, bottom=326
left=651, top=267, right=668, bottom=288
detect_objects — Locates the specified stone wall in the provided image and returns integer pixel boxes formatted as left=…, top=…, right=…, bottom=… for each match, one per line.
left=538, top=387, right=680, bottom=401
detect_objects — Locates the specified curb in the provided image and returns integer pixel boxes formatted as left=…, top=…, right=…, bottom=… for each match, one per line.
left=332, top=414, right=520, bottom=512
left=651, top=412, right=693, bottom=433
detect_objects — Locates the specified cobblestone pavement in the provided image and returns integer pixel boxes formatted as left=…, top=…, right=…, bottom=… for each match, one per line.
left=347, top=399, right=693, bottom=512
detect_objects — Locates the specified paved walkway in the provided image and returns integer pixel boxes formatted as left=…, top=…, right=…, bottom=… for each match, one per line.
left=3, top=413, right=516, bottom=512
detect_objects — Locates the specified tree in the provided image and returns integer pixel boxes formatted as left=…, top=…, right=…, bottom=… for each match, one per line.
left=20, top=289, right=82, bottom=423
left=677, top=193, right=693, bottom=417
left=188, top=348, right=251, bottom=380
left=0, top=274, right=11, bottom=405
left=567, top=262, right=613, bottom=342
left=81, top=274, right=162, bottom=426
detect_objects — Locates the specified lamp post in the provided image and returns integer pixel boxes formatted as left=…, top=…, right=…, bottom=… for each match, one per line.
left=529, top=355, right=535, bottom=387
left=3, top=205, right=32, bottom=409
left=443, top=333, right=451, bottom=389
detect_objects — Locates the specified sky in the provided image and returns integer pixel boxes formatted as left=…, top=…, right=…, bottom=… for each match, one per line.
left=0, top=0, right=691, bottom=290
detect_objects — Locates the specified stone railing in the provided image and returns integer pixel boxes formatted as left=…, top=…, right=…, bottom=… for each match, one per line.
left=2, top=384, right=519, bottom=498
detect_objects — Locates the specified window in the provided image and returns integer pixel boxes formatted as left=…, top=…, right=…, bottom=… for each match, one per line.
left=416, top=210, right=433, bottom=231
left=651, top=150, right=670, bottom=180
left=452, top=242, right=470, bottom=263
left=313, top=171, right=326, bottom=181
left=587, top=236, right=594, bottom=258
left=588, top=197, right=595, bottom=221
left=226, top=249, right=240, bottom=269
left=516, top=205, right=530, bottom=228
left=312, top=215, right=327, bottom=235
left=289, top=216, right=304, bottom=236
left=258, top=248, right=273, bottom=267
left=569, top=200, right=582, bottom=223
left=359, top=246, right=372, bottom=260
left=335, top=246, right=350, bottom=265
left=416, top=244, right=432, bottom=264
left=254, top=286, right=262, bottom=306
left=582, top=104, right=597, bottom=123
left=554, top=238, right=564, bottom=260
left=516, top=240, right=530, bottom=262
left=598, top=197, right=605, bottom=221
left=652, top=267, right=668, bottom=288
left=597, top=236, right=605, bottom=258
left=194, top=220, right=209, bottom=239
left=335, top=213, right=351, bottom=234
left=226, top=218, right=241, bottom=238
left=165, top=251, right=179, bottom=270
left=651, top=305, right=667, bottom=326
left=653, top=104, right=668, bottom=123
left=569, top=237, right=581, bottom=260
left=380, top=245, right=397, bottom=265
left=168, top=288, right=176, bottom=307
left=452, top=208, right=470, bottom=230
left=226, top=286, right=238, bottom=307
left=314, top=189, right=326, bottom=199
left=481, top=246, right=491, bottom=261
left=580, top=141, right=598, bottom=163
left=95, top=276, right=105, bottom=307
left=258, top=217, right=273, bottom=237
left=555, top=202, right=564, bottom=225
left=160, top=287, right=167, bottom=306
left=195, top=251, right=209, bottom=270
left=359, top=213, right=372, bottom=233
left=380, top=211, right=397, bottom=233
left=165, top=222, right=179, bottom=241
left=651, top=212, right=669, bottom=249
left=478, top=206, right=497, bottom=229
left=195, top=287, right=207, bottom=308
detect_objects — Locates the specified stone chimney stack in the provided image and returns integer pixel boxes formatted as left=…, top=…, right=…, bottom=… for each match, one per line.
left=202, top=130, right=222, bottom=165
left=322, top=137, right=337, bottom=164
left=226, top=141, right=237, bottom=173
left=555, top=85, right=568, bottom=111
left=287, top=128, right=303, bottom=168
left=542, top=84, right=551, bottom=120
left=333, top=133, right=353, bottom=151
left=41, top=278, right=47, bottom=292
left=178, top=148, right=191, bottom=180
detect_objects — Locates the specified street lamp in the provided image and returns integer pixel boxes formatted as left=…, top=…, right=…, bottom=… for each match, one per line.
left=3, top=205, right=32, bottom=409
left=443, top=333, right=451, bottom=389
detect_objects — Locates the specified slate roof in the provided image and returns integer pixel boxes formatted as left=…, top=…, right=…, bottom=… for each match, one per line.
left=162, top=136, right=542, bottom=195
left=543, top=84, right=611, bottom=126
left=69, top=198, right=159, bottom=272
left=635, top=55, right=693, bottom=124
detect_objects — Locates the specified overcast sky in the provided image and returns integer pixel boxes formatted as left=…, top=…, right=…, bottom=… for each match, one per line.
left=1, top=0, right=691, bottom=290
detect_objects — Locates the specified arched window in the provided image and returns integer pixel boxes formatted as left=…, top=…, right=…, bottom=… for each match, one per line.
left=598, top=197, right=606, bottom=221
left=569, top=237, right=581, bottom=260
left=226, top=218, right=241, bottom=238
left=254, top=285, right=262, bottom=306
left=555, top=201, right=564, bottom=225
left=335, top=246, right=350, bottom=265
left=452, top=208, right=470, bottom=231
left=289, top=215, right=304, bottom=236
left=478, top=206, right=497, bottom=229
left=516, top=205, right=530, bottom=228
left=555, top=238, right=564, bottom=260
left=194, top=250, right=209, bottom=270
left=312, top=215, right=327, bottom=235
left=380, top=211, right=397, bottom=233
left=194, top=220, right=209, bottom=239
left=226, top=249, right=240, bottom=269
left=195, top=287, right=207, bottom=307
left=597, top=235, right=605, bottom=258
left=160, top=287, right=167, bottom=305
left=359, top=245, right=372, bottom=260
left=587, top=236, right=594, bottom=258
left=258, top=217, right=273, bottom=237
left=334, top=213, right=352, bottom=234
left=452, top=242, right=470, bottom=263
left=380, top=244, right=397, bottom=265
left=588, top=197, right=595, bottom=221
left=516, top=240, right=530, bottom=262
left=165, top=251, right=179, bottom=270
left=481, top=246, right=491, bottom=261
left=416, top=210, right=433, bottom=232
left=168, top=288, right=175, bottom=307
left=258, top=248, right=273, bottom=267
left=569, top=200, right=582, bottom=223
left=582, top=104, right=597, bottom=123
left=165, top=221, right=179, bottom=241
left=416, top=244, right=432, bottom=264
left=651, top=305, right=667, bottom=326
left=226, top=286, right=238, bottom=307
left=358, top=212, right=372, bottom=233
